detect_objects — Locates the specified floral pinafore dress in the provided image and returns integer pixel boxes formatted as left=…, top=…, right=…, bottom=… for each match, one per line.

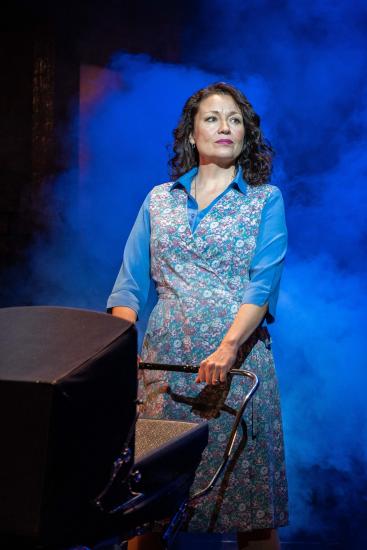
left=140, top=182, right=288, bottom=533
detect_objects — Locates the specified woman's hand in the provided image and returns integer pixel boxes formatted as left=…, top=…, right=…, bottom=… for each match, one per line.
left=196, top=341, right=238, bottom=385
left=195, top=303, right=268, bottom=385
left=111, top=306, right=137, bottom=323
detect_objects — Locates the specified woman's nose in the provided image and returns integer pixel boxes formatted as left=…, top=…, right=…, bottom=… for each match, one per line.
left=218, top=119, right=230, bottom=133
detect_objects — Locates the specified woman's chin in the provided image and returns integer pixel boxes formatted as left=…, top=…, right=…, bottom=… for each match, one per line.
left=199, top=154, right=238, bottom=167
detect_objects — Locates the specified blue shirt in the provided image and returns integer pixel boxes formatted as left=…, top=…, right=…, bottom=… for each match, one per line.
left=107, top=167, right=287, bottom=324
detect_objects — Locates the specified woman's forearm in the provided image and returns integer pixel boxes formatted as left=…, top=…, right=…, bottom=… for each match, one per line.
left=196, top=302, right=268, bottom=384
left=111, top=306, right=137, bottom=323
left=221, top=302, right=268, bottom=351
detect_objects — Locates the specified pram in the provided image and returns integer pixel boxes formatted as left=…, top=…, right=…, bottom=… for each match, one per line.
left=0, top=307, right=258, bottom=550
left=96, top=361, right=259, bottom=549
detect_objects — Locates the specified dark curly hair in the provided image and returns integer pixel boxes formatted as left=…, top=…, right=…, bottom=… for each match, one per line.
left=169, top=82, right=274, bottom=186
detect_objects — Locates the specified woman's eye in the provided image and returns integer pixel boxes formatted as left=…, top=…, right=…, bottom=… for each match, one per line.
left=230, top=117, right=242, bottom=124
left=205, top=116, right=217, bottom=122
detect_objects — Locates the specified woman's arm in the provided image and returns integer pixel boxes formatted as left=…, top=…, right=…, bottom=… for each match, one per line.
left=107, top=192, right=152, bottom=321
left=196, top=187, right=287, bottom=385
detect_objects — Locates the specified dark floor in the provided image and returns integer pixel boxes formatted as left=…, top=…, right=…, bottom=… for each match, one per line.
left=89, top=533, right=345, bottom=550
left=173, top=533, right=343, bottom=549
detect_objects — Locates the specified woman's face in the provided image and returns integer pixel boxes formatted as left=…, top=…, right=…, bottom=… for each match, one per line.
left=190, top=93, right=245, bottom=166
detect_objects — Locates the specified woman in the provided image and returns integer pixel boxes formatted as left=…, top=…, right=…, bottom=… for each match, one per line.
left=108, top=82, right=288, bottom=549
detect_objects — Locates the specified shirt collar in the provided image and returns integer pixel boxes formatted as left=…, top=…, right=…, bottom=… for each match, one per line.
left=170, top=165, right=247, bottom=195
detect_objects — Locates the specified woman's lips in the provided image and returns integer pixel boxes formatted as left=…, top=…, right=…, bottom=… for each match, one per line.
left=215, top=139, right=233, bottom=144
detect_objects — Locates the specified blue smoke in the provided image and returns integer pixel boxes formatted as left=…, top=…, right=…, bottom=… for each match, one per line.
left=13, top=0, right=367, bottom=546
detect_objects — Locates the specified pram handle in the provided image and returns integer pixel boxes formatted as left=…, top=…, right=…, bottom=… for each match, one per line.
left=139, top=362, right=200, bottom=374
left=138, top=362, right=259, bottom=501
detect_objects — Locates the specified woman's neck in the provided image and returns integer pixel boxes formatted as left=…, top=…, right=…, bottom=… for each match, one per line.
left=195, top=163, right=236, bottom=192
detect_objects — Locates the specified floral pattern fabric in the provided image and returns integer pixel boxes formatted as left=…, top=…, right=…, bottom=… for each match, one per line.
left=140, top=182, right=288, bottom=533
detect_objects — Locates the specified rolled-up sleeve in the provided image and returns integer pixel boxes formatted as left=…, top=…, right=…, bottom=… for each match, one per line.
left=241, top=187, right=287, bottom=323
left=107, top=192, right=151, bottom=316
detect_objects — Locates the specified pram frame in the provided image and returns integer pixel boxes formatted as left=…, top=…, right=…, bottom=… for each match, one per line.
left=137, top=362, right=259, bottom=547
